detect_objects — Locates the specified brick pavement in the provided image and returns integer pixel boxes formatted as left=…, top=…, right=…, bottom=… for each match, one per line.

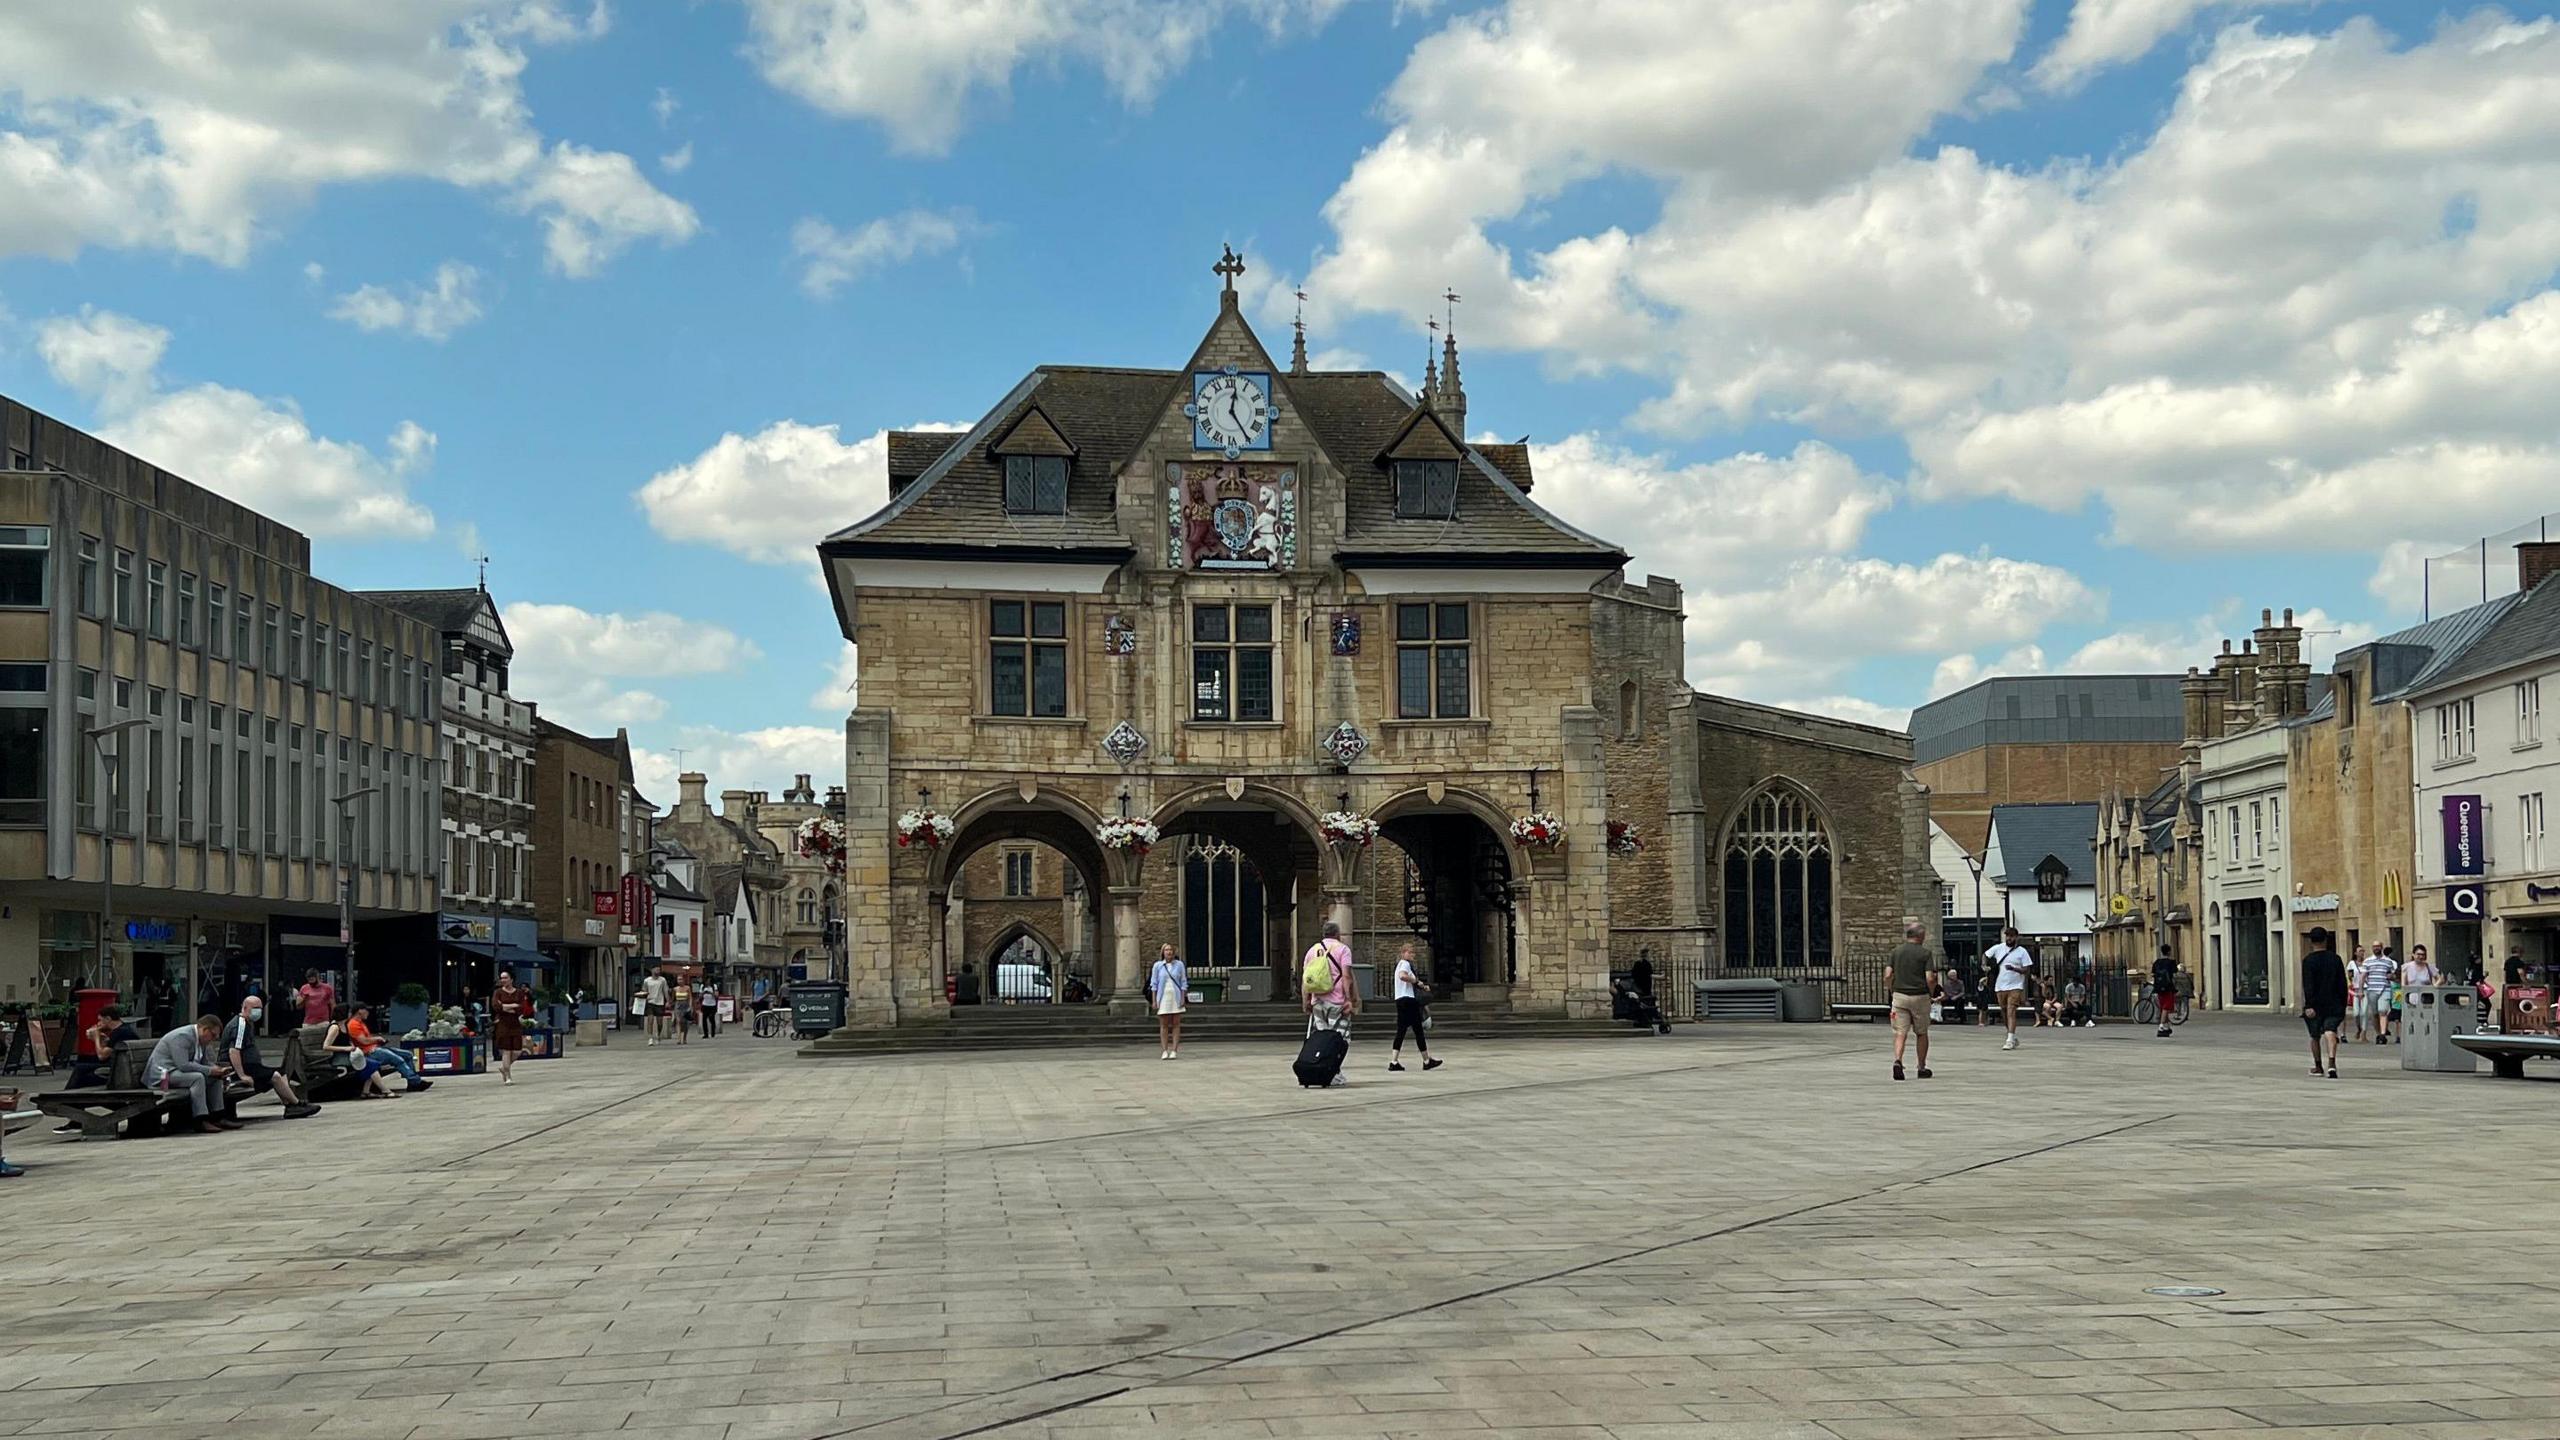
left=1, top=1016, right=2551, bottom=1439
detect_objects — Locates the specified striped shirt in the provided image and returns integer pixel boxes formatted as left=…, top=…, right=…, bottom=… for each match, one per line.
left=2358, top=955, right=2398, bottom=994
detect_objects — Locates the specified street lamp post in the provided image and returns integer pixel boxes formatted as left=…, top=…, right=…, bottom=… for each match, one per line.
left=1961, top=850, right=1987, bottom=972
left=84, top=717, right=151, bottom=994
left=332, top=786, right=382, bottom=1004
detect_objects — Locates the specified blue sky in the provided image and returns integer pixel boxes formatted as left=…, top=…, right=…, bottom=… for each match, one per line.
left=5, top=0, right=2558, bottom=798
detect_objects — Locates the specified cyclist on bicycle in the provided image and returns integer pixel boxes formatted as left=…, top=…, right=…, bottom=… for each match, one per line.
left=2151, top=945, right=2180, bottom=1038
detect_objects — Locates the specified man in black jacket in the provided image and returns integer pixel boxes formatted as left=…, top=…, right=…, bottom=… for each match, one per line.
left=2300, top=926, right=2351, bottom=1080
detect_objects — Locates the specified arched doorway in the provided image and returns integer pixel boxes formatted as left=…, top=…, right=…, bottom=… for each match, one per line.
left=1151, top=784, right=1326, bottom=1000
left=927, top=789, right=1113, bottom=1006
left=1371, top=787, right=1526, bottom=996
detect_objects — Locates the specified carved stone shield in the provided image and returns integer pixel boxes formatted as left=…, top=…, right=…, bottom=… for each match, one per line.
left=1223, top=775, right=1246, bottom=801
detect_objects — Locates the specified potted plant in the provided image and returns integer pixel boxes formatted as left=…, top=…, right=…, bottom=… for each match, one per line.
left=1318, top=810, right=1380, bottom=847
left=895, top=808, right=955, bottom=849
left=1606, top=819, right=1644, bottom=855
left=389, top=983, right=432, bottom=1037
left=1096, top=817, right=1161, bottom=856
left=1510, top=811, right=1567, bottom=848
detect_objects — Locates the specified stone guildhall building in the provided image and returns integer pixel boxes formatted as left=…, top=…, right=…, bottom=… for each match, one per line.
left=814, top=258, right=1935, bottom=1027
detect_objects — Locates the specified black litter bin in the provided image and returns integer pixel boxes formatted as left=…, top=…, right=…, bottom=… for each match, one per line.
left=790, top=981, right=848, bottom=1039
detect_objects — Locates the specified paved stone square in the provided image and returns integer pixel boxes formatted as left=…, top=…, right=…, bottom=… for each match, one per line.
left=3, top=1016, right=2553, bottom=1440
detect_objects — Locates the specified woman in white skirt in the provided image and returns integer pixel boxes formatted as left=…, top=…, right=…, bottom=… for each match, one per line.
left=1148, top=942, right=1188, bottom=1059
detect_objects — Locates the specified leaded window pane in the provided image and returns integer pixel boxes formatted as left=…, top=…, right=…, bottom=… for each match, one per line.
left=1030, top=644, right=1067, bottom=717
left=1396, top=647, right=1431, bottom=718
left=1435, top=646, right=1470, bottom=718
left=989, top=642, right=1027, bottom=715
left=1236, top=647, right=1273, bottom=722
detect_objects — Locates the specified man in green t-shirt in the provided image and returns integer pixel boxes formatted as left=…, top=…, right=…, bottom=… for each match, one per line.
left=1885, top=921, right=1937, bottom=1081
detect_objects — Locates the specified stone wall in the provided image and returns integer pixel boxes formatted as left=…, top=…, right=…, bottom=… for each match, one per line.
left=2287, top=655, right=2422, bottom=959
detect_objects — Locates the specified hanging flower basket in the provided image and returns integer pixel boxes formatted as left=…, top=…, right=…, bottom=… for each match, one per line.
left=1510, top=811, right=1567, bottom=848
left=795, top=816, right=849, bottom=875
left=1096, top=817, right=1161, bottom=856
left=1606, top=819, right=1643, bottom=856
left=1318, top=810, right=1380, bottom=847
left=895, top=808, right=955, bottom=849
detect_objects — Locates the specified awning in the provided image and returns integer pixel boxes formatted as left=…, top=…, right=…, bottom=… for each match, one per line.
left=498, top=945, right=550, bottom=968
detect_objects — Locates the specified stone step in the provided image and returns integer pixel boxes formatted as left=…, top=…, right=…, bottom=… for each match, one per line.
left=800, top=1014, right=1662, bottom=1056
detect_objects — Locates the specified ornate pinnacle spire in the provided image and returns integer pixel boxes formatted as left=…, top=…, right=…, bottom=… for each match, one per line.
left=1438, top=288, right=1466, bottom=433
left=1291, top=287, right=1309, bottom=374
left=1421, top=317, right=1439, bottom=405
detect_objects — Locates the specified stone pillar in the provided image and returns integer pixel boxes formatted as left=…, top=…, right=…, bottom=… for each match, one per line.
left=1555, top=705, right=1612, bottom=1017
left=930, top=890, right=951, bottom=996
left=1106, top=885, right=1147, bottom=1017
left=841, top=709, right=899, bottom=1027
left=1324, top=886, right=1358, bottom=947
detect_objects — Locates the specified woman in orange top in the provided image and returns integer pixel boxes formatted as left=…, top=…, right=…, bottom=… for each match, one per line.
left=346, top=1005, right=433, bottom=1091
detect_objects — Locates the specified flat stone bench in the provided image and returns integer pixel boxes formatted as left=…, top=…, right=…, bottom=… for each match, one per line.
left=32, top=1039, right=253, bottom=1138
left=2454, top=1032, right=2560, bottom=1080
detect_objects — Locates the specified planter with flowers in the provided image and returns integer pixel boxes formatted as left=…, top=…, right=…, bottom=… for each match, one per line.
left=796, top=815, right=849, bottom=876
left=1318, top=811, right=1380, bottom=848
left=895, top=808, right=955, bottom=850
left=1096, top=817, right=1161, bottom=857
left=1606, top=820, right=1644, bottom=856
left=1509, top=811, right=1567, bottom=849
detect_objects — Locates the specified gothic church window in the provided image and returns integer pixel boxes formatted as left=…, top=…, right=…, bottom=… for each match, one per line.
left=1002, top=455, right=1069, bottom=515
left=1180, top=840, right=1266, bottom=969
left=1721, top=783, right=1833, bottom=969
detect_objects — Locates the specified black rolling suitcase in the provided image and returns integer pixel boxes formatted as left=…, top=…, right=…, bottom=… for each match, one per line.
left=1295, top=1025, right=1348, bottom=1087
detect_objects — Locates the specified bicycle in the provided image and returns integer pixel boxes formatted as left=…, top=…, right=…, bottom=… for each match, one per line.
left=752, top=1008, right=788, bottom=1039
left=2134, top=980, right=2193, bottom=1027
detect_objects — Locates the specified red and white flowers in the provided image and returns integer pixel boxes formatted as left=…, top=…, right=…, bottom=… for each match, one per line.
left=1606, top=820, right=1643, bottom=856
left=895, top=808, right=955, bottom=849
left=1096, top=817, right=1161, bottom=855
left=1318, top=810, right=1379, bottom=847
left=1510, top=811, right=1567, bottom=847
left=796, top=816, right=849, bottom=875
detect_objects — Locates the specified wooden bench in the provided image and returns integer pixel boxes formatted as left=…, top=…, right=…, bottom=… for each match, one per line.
left=32, top=1039, right=252, bottom=1138
left=282, top=1024, right=368, bottom=1102
left=2454, top=1032, right=2560, bottom=1079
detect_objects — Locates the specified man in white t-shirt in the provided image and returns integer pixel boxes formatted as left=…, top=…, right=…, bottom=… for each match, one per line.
left=642, top=970, right=673, bottom=1046
left=1985, top=927, right=2036, bottom=1051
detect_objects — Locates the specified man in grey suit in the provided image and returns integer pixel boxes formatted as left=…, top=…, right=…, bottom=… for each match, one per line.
left=145, top=1015, right=241, bottom=1134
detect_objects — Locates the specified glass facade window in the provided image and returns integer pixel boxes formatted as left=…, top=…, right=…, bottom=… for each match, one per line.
left=0, top=708, right=43, bottom=825
left=176, top=572, right=197, bottom=644
left=0, top=526, right=50, bottom=607
left=232, top=590, right=252, bottom=662
left=112, top=548, right=134, bottom=626
left=77, top=536, right=101, bottom=615
left=146, top=560, right=166, bottom=635
left=208, top=584, right=228, bottom=657
left=263, top=605, right=281, bottom=672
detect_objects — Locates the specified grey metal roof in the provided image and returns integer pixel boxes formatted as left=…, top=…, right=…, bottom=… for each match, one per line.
left=1911, top=675, right=2184, bottom=765
left=2353, top=592, right=2526, bottom=700
left=2403, top=579, right=2560, bottom=697
left=1989, top=802, right=2100, bottom=886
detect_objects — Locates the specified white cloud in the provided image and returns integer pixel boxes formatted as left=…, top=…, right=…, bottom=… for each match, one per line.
left=659, top=142, right=693, bottom=174
left=328, top=261, right=486, bottom=340
left=1929, top=605, right=2381, bottom=698
left=1929, top=645, right=2050, bottom=699
left=791, top=208, right=974, bottom=297
left=2029, top=0, right=2305, bottom=90
left=0, top=3, right=692, bottom=274
left=38, top=306, right=436, bottom=539
left=2367, top=539, right=2454, bottom=617
left=1527, top=435, right=1893, bottom=591
left=1767, top=694, right=1913, bottom=731
left=737, top=0, right=1365, bottom=155
left=811, top=643, right=860, bottom=711
left=634, top=726, right=844, bottom=807
left=652, top=86, right=680, bottom=126
left=637, top=419, right=963, bottom=564
left=1307, top=6, right=2560, bottom=565
left=1685, top=552, right=2099, bottom=696
left=502, top=601, right=761, bottom=733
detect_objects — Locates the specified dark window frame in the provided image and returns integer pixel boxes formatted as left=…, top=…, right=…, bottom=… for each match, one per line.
left=1393, top=601, right=1473, bottom=719
left=1392, top=459, right=1459, bottom=519
left=0, top=526, right=52, bottom=609
left=1001, top=455, right=1070, bottom=515
left=986, top=598, right=1070, bottom=718
left=1190, top=601, right=1276, bottom=723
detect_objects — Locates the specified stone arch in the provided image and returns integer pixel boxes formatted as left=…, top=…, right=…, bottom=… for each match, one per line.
left=982, top=917, right=1064, bottom=967
left=927, top=784, right=1112, bottom=897
left=1150, top=782, right=1327, bottom=852
left=1712, top=774, right=1844, bottom=859
left=1368, top=784, right=1532, bottom=992
left=1371, top=784, right=1528, bottom=877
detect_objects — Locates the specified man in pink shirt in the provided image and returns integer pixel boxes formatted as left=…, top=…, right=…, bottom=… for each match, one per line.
left=297, top=971, right=336, bottom=1028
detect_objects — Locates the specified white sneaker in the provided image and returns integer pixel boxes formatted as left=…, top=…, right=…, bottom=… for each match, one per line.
left=2003, top=1034, right=2019, bottom=1051
left=1159, top=1050, right=1171, bottom=1060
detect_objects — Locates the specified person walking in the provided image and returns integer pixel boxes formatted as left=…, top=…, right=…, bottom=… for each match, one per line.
left=642, top=968, right=672, bottom=1045
left=1300, top=920, right=1360, bottom=1086
left=699, top=982, right=720, bottom=1039
left=2355, top=942, right=2397, bottom=1043
left=1885, top=922, right=1935, bottom=1081
left=672, top=975, right=695, bottom=1045
left=2302, top=926, right=2350, bottom=1078
left=2401, top=944, right=2439, bottom=995
left=1388, top=942, right=1441, bottom=1073
left=490, top=972, right=532, bottom=1085
left=1985, top=927, right=2035, bottom=1050
left=1148, top=943, right=1188, bottom=1059
left=296, top=970, right=336, bottom=1029
left=2151, top=945, right=2181, bottom=1038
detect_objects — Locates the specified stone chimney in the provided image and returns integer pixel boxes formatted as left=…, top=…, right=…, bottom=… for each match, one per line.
left=2522, top=540, right=2560, bottom=594
left=786, top=772, right=815, bottom=803
left=720, top=788, right=755, bottom=824
left=677, top=772, right=708, bottom=820
left=2253, top=607, right=2310, bottom=723
left=2210, top=639, right=2260, bottom=733
left=2180, top=665, right=2225, bottom=752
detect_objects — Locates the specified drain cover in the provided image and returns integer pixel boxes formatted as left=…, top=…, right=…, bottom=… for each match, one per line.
left=2146, top=1285, right=2226, bottom=1298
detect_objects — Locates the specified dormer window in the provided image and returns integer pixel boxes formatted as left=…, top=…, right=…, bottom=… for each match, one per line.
left=1393, top=459, right=1458, bottom=519
left=1003, top=455, right=1069, bottom=515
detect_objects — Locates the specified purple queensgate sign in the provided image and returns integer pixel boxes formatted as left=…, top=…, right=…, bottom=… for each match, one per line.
left=2443, top=794, right=2485, bottom=877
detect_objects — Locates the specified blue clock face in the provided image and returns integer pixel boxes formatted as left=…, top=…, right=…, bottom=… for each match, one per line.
left=1191, top=371, right=1272, bottom=453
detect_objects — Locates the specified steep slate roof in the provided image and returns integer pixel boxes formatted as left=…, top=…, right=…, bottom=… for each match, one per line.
left=828, top=349, right=1620, bottom=564
left=2358, top=592, right=2526, bottom=700
left=1989, top=802, right=2100, bottom=886
left=2402, top=578, right=2560, bottom=697
left=360, top=586, right=493, bottom=638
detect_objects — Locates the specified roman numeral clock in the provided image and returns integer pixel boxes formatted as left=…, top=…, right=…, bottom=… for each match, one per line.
left=1185, top=366, right=1273, bottom=459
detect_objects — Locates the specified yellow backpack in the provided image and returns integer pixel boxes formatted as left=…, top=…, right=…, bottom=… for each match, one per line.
left=1300, top=942, right=1339, bottom=996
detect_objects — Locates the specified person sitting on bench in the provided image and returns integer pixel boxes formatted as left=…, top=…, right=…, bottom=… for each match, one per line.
left=223, top=996, right=320, bottom=1119
left=345, top=1005, right=431, bottom=1091
left=145, top=1014, right=241, bottom=1134
left=54, top=1006, right=142, bottom=1133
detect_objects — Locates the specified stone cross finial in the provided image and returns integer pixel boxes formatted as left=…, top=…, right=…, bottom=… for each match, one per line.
left=1213, top=245, right=1245, bottom=293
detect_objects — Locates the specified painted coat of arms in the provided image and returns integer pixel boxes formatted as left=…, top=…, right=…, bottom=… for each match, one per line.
left=1169, top=463, right=1295, bottom=571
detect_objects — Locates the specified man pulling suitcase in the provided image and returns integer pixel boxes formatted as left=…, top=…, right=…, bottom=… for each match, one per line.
left=1297, top=921, right=1359, bottom=1087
